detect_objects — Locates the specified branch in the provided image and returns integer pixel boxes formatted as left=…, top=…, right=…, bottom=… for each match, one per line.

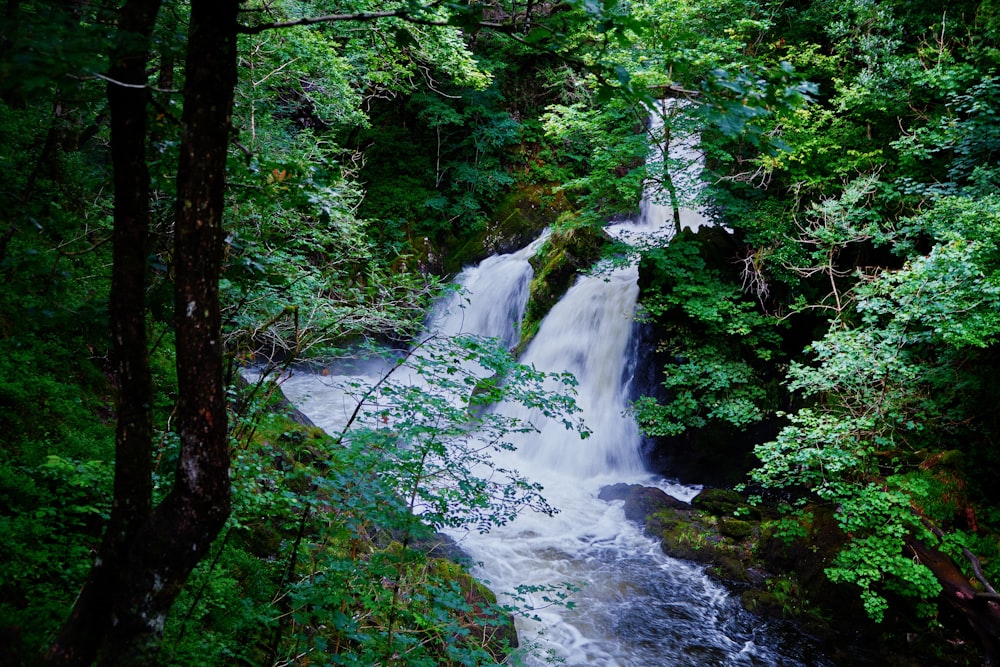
left=238, top=9, right=452, bottom=34
left=648, top=83, right=701, bottom=98
left=76, top=71, right=180, bottom=94
left=236, top=5, right=642, bottom=117
left=964, top=547, right=1000, bottom=596
left=335, top=333, right=439, bottom=442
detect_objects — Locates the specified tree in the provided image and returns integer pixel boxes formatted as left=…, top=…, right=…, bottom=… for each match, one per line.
left=39, top=1, right=604, bottom=662
left=45, top=0, right=239, bottom=663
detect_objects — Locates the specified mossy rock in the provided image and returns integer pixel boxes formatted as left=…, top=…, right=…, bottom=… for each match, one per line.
left=240, top=520, right=285, bottom=558
left=691, top=488, right=750, bottom=517
left=518, top=221, right=608, bottom=349
left=443, top=185, right=573, bottom=273
left=428, top=557, right=519, bottom=657
left=708, top=554, right=755, bottom=583
left=718, top=517, right=754, bottom=540
left=488, top=185, right=573, bottom=253
left=644, top=507, right=685, bottom=538
left=659, top=519, right=716, bottom=564
left=757, top=506, right=866, bottom=621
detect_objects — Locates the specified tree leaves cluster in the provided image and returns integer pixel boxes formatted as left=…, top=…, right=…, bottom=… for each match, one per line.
left=625, top=0, right=1000, bottom=658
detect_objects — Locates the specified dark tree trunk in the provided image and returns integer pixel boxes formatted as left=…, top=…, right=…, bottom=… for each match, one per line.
left=44, top=0, right=162, bottom=663
left=661, top=124, right=682, bottom=236
left=45, top=0, right=240, bottom=664
left=98, top=1, right=239, bottom=663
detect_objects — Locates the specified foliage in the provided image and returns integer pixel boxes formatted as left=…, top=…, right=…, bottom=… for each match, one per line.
left=623, top=0, right=1000, bottom=640
left=752, top=193, right=1000, bottom=621
left=0, top=0, right=599, bottom=660
left=634, top=233, right=784, bottom=437
left=162, top=334, right=586, bottom=665
left=0, top=454, right=113, bottom=661
left=4, top=0, right=1000, bottom=659
left=541, top=96, right=648, bottom=216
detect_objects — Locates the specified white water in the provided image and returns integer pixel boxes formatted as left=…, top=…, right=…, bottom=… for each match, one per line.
left=267, top=107, right=827, bottom=665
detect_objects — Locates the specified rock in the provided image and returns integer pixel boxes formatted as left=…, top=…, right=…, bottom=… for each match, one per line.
left=519, top=223, right=609, bottom=350
left=718, top=517, right=754, bottom=540
left=709, top=554, right=755, bottom=583
left=644, top=507, right=683, bottom=538
left=413, top=532, right=469, bottom=563
left=691, top=488, right=749, bottom=516
left=623, top=486, right=688, bottom=521
left=656, top=512, right=714, bottom=564
left=597, top=483, right=641, bottom=502
left=429, top=557, right=519, bottom=655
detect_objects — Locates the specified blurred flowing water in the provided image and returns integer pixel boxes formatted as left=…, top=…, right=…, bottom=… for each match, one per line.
left=269, top=108, right=833, bottom=665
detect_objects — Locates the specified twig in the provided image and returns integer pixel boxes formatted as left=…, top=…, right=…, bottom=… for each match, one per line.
left=963, top=547, right=999, bottom=596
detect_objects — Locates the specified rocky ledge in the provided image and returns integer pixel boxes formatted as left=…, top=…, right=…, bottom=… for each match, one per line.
left=597, top=483, right=980, bottom=665
left=598, top=484, right=768, bottom=587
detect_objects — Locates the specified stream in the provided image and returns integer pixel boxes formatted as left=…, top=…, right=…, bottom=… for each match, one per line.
left=266, top=108, right=835, bottom=666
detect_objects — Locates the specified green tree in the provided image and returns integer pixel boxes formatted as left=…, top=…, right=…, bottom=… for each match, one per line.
left=23, top=1, right=621, bottom=663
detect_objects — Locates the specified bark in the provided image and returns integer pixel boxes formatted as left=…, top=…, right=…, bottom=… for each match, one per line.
left=46, top=0, right=240, bottom=663
left=906, top=536, right=1000, bottom=665
left=98, top=1, right=239, bottom=663
left=661, top=124, right=682, bottom=236
left=44, top=0, right=162, bottom=662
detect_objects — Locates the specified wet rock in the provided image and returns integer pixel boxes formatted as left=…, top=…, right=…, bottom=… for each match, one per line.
left=653, top=509, right=715, bottom=564
left=718, top=517, right=753, bottom=540
left=519, top=223, right=608, bottom=350
left=623, top=486, right=688, bottom=521
left=691, top=488, right=754, bottom=517
left=597, top=483, right=641, bottom=502
left=709, top=554, right=756, bottom=583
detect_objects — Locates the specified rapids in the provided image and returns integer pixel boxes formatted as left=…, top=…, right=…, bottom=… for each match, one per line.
left=267, top=104, right=832, bottom=665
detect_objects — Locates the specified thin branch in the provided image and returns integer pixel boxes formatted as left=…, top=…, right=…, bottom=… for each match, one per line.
left=963, top=546, right=1000, bottom=596
left=335, top=333, right=438, bottom=442
left=81, top=71, right=180, bottom=93
left=252, top=56, right=300, bottom=88
left=238, top=9, right=458, bottom=34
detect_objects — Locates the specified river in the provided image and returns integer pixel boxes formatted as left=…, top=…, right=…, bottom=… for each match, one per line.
left=266, top=105, right=833, bottom=665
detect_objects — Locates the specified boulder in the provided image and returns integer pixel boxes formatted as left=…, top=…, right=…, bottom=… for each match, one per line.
left=691, top=488, right=750, bottom=517
left=597, top=483, right=641, bottom=502
left=718, top=517, right=754, bottom=539
left=623, top=486, right=688, bottom=522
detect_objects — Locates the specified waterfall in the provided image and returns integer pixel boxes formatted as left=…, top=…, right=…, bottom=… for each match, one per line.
left=269, top=106, right=830, bottom=666
left=505, top=268, right=644, bottom=476
left=429, top=234, right=547, bottom=345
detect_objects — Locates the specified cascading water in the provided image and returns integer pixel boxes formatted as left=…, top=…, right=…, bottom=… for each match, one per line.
left=271, top=106, right=832, bottom=666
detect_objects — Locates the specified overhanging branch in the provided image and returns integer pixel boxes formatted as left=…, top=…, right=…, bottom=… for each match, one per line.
left=236, top=8, right=505, bottom=34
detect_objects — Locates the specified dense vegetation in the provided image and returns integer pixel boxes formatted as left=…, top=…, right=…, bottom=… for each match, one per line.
left=2, top=0, right=1000, bottom=664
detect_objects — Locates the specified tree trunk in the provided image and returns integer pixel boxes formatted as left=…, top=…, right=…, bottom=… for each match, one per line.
left=44, top=0, right=162, bottom=663
left=906, top=536, right=1000, bottom=664
left=661, top=124, right=682, bottom=236
left=99, top=1, right=239, bottom=663
left=45, top=0, right=240, bottom=663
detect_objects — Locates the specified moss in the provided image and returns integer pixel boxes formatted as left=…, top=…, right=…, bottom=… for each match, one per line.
left=427, top=557, right=519, bottom=659
left=719, top=517, right=754, bottom=539
left=653, top=509, right=717, bottom=564
left=442, top=184, right=573, bottom=273
left=691, top=488, right=752, bottom=517
left=709, top=555, right=754, bottom=583
left=517, top=220, right=608, bottom=350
